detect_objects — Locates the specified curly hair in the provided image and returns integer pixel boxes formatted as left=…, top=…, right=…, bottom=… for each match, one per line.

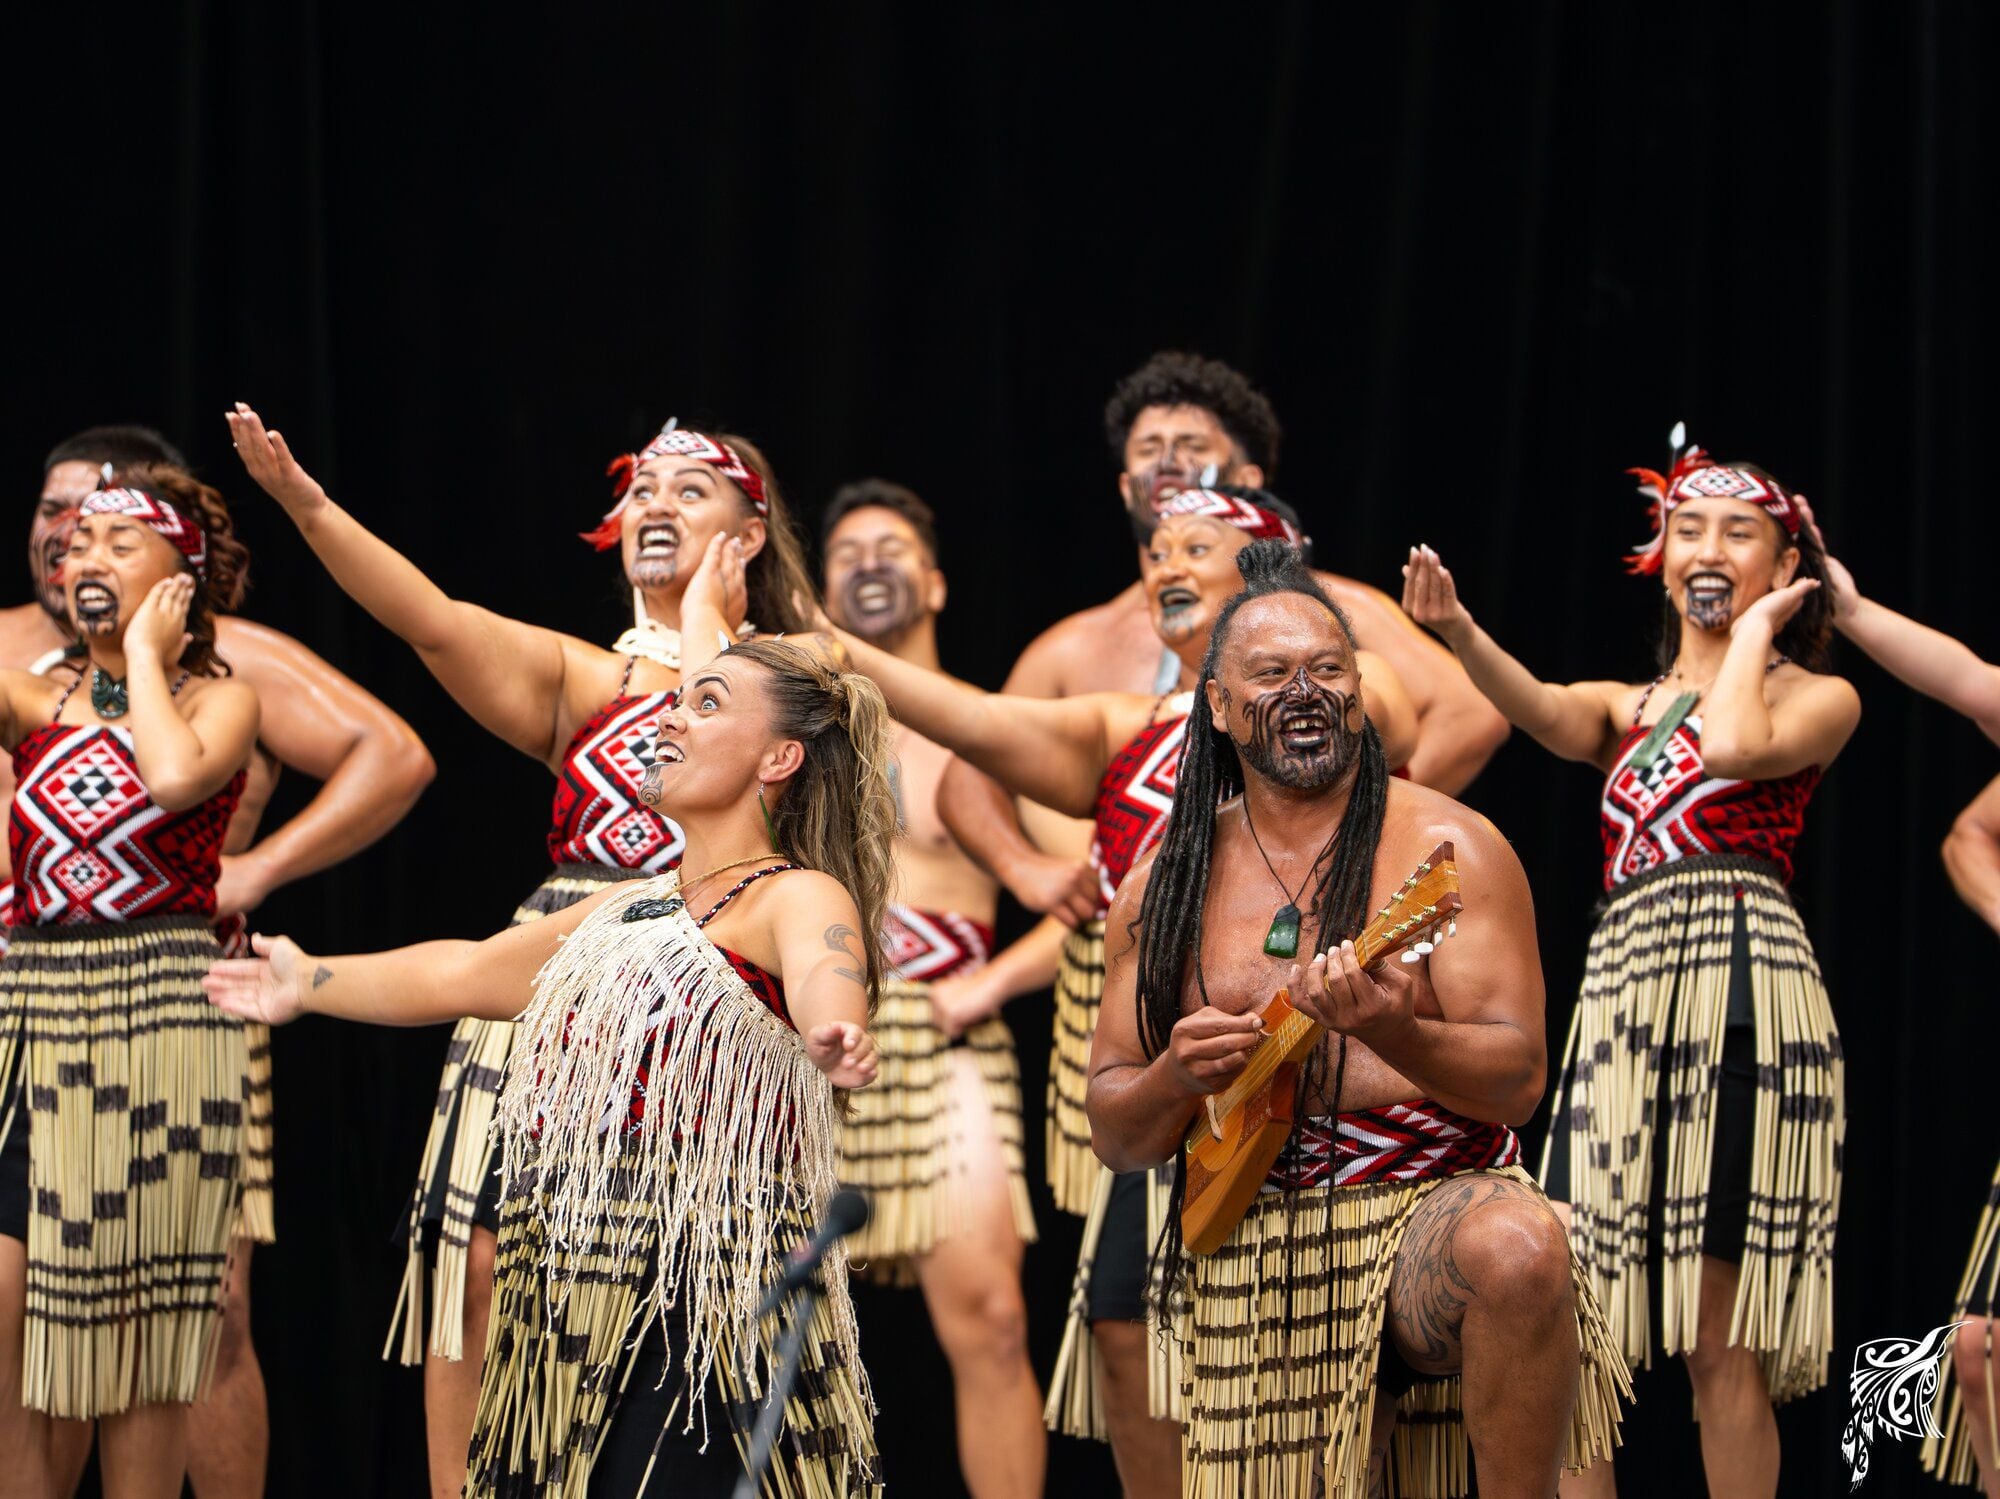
left=1651, top=460, right=1834, bottom=673
left=115, top=463, right=251, bottom=677
left=1103, top=351, right=1283, bottom=476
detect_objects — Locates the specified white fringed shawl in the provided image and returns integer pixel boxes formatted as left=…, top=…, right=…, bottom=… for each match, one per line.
left=496, top=872, right=861, bottom=1407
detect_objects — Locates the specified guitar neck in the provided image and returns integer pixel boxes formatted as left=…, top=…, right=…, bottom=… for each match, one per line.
left=1201, top=921, right=1400, bottom=1124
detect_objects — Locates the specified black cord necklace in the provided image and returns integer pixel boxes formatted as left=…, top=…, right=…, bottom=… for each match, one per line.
left=1241, top=796, right=1343, bottom=959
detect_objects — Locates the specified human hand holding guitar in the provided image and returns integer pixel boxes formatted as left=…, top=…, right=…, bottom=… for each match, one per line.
left=1165, top=1005, right=1267, bottom=1096
left=1291, top=938, right=1436, bottom=1051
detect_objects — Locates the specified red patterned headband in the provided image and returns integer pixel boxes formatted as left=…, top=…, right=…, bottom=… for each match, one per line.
left=79, top=486, right=208, bottom=574
left=1626, top=422, right=1800, bottom=575
left=584, top=419, right=770, bottom=551
left=1152, top=487, right=1303, bottom=547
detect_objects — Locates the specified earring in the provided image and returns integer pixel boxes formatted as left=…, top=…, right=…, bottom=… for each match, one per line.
left=758, top=783, right=778, bottom=850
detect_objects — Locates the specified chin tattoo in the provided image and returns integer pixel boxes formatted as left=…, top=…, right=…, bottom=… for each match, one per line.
left=1232, top=669, right=1363, bottom=790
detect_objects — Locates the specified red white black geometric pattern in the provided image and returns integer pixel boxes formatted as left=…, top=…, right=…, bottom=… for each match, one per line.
left=546, top=692, right=685, bottom=873
left=8, top=723, right=241, bottom=924
left=1265, top=1099, right=1521, bottom=1191
left=1090, top=701, right=1193, bottom=911
left=1599, top=713, right=1820, bottom=887
left=881, top=904, right=994, bottom=983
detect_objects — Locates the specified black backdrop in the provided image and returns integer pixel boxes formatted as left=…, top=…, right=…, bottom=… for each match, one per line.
left=5, top=3, right=1994, bottom=1495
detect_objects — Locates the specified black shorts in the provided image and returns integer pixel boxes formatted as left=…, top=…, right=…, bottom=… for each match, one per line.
left=1543, top=903, right=1758, bottom=1264
left=1086, top=1169, right=1151, bottom=1322
left=587, top=1313, right=749, bottom=1499
left=0, top=1083, right=26, bottom=1244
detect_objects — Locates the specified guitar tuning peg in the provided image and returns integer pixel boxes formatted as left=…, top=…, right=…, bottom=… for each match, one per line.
left=1400, top=949, right=1422, bottom=964
left=1414, top=941, right=1435, bottom=956
left=1447, top=919, right=1457, bottom=938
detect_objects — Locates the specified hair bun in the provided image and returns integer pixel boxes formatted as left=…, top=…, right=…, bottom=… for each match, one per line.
left=1234, top=536, right=1311, bottom=589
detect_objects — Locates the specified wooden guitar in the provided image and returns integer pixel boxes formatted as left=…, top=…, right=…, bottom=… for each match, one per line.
left=1179, top=841, right=1464, bottom=1255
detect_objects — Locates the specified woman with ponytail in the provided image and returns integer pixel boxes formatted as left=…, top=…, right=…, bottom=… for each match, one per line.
left=1403, top=430, right=1857, bottom=1497
left=206, top=639, right=894, bottom=1498
left=0, top=465, right=262, bottom=1496
left=226, top=403, right=814, bottom=1498
left=1089, top=541, right=1627, bottom=1499
left=772, top=494, right=1417, bottom=1494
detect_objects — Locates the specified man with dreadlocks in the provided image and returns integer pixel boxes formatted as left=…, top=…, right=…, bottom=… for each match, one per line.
left=1089, top=541, right=1627, bottom=1498
left=806, top=492, right=1418, bottom=1496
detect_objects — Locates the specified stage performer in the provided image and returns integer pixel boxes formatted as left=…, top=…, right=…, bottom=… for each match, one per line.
left=816, top=480, right=1044, bottom=1497
left=1089, top=539, right=1625, bottom=1497
left=0, top=468, right=262, bottom=1498
left=774, top=490, right=1416, bottom=1496
left=1798, top=497, right=1999, bottom=1495
left=206, top=639, right=890, bottom=1499
left=0, top=422, right=433, bottom=1499
left=224, top=401, right=815, bottom=1499
left=1403, top=428, right=1856, bottom=1497
left=936, top=353, right=1504, bottom=1224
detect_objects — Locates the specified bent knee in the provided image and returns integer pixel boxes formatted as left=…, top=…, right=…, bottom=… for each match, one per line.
left=1954, top=1318, right=1995, bottom=1385
left=1455, top=1199, right=1574, bottom=1311
left=937, top=1283, right=1030, bottom=1367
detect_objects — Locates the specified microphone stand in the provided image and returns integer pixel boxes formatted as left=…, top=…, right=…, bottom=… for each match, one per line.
left=730, top=1276, right=823, bottom=1499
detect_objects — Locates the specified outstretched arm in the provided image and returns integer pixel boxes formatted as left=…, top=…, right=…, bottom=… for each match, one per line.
left=816, top=626, right=1122, bottom=818
left=215, top=618, right=435, bottom=912
left=1944, top=774, right=2000, bottom=937
left=227, top=403, right=579, bottom=763
left=1800, top=497, right=2000, bottom=744
left=1332, top=578, right=1508, bottom=791
left=1402, top=544, right=1624, bottom=766
left=204, top=879, right=620, bottom=1028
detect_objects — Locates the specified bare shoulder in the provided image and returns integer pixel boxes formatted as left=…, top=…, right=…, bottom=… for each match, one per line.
left=0, top=603, right=69, bottom=670
left=1378, top=777, right=1529, bottom=897
left=762, top=865, right=861, bottom=924
left=1313, top=572, right=1412, bottom=643
left=1769, top=661, right=1860, bottom=714
left=1005, top=584, right=1149, bottom=695
left=185, top=673, right=261, bottom=715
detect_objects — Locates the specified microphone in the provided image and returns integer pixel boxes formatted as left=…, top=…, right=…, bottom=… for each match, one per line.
left=754, top=1189, right=870, bottom=1317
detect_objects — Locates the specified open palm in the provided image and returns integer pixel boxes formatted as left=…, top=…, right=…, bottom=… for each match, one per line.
left=203, top=932, right=310, bottom=1027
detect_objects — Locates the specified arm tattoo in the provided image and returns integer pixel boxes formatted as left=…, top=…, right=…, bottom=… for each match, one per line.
left=821, top=923, right=867, bottom=987
left=638, top=763, right=666, bottom=808
left=311, top=964, right=333, bottom=990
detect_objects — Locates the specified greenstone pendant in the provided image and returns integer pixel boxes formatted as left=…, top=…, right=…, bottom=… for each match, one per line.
left=1263, top=902, right=1303, bottom=958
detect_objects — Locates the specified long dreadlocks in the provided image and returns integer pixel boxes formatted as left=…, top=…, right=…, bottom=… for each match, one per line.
left=1132, top=538, right=1390, bottom=1289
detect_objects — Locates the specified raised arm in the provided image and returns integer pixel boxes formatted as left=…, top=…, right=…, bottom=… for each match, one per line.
left=1944, top=773, right=2000, bottom=936
left=226, top=403, right=580, bottom=763
left=1799, top=497, right=2000, bottom=744
left=203, top=878, right=619, bottom=1029
left=1698, top=579, right=1861, bottom=780
left=1330, top=577, right=1508, bottom=791
left=215, top=617, right=435, bottom=912
left=123, top=576, right=261, bottom=810
left=1402, top=543, right=1625, bottom=767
